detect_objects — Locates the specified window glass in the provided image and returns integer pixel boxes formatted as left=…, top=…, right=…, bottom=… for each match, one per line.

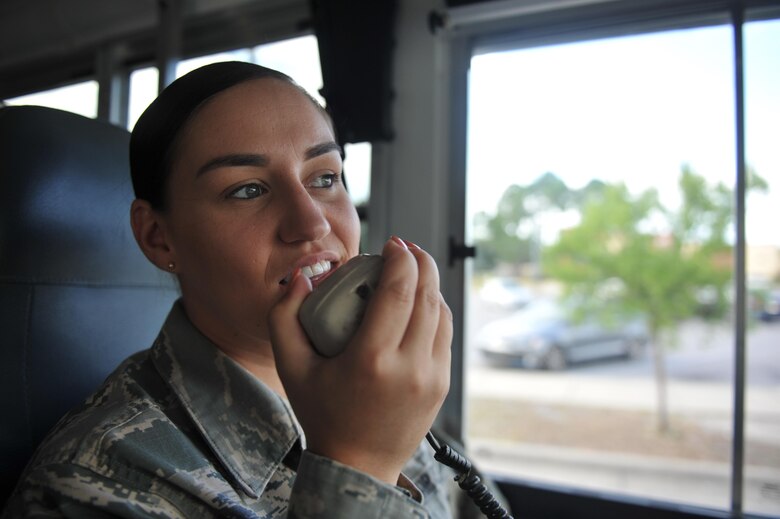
left=463, top=24, right=780, bottom=512
left=252, top=36, right=324, bottom=105
left=744, top=18, right=780, bottom=517
left=343, top=142, right=371, bottom=207
left=344, top=141, right=372, bottom=250
left=127, top=49, right=251, bottom=130
left=4, top=81, right=98, bottom=118
left=128, top=67, right=158, bottom=130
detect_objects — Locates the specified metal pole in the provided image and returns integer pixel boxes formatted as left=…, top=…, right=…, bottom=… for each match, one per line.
left=730, top=0, right=746, bottom=515
left=96, top=43, right=129, bottom=127
left=157, top=0, right=183, bottom=93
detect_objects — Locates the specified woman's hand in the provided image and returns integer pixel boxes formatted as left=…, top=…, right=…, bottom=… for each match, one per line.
left=269, top=236, right=452, bottom=484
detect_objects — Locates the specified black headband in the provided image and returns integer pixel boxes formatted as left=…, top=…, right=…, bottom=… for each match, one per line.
left=129, top=61, right=293, bottom=209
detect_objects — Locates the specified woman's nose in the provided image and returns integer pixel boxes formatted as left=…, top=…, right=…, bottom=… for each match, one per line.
left=277, top=184, right=331, bottom=243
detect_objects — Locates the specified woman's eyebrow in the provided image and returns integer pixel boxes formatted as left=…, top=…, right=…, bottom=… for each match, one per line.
left=196, top=154, right=269, bottom=176
left=196, top=142, right=341, bottom=176
left=305, top=141, right=343, bottom=160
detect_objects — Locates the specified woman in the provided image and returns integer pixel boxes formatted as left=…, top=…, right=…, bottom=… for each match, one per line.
left=3, top=62, right=453, bottom=517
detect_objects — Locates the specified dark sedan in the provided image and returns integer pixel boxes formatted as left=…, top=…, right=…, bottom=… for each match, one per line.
left=475, top=298, right=648, bottom=370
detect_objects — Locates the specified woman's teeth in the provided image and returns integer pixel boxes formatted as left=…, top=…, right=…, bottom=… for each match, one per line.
left=301, top=260, right=332, bottom=279
left=279, top=260, right=333, bottom=285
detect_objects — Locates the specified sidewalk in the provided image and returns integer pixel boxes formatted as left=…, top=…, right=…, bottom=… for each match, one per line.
left=466, top=368, right=780, bottom=424
left=470, top=439, right=780, bottom=516
left=465, top=368, right=780, bottom=515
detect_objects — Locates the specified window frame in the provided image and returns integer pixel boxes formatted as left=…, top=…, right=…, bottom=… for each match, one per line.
left=444, top=1, right=780, bottom=517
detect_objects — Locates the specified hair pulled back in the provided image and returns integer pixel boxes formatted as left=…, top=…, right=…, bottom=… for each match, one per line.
left=129, top=61, right=323, bottom=210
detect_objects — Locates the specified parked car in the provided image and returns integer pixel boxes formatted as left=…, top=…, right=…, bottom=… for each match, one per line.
left=478, top=276, right=533, bottom=309
left=760, top=291, right=780, bottom=322
left=474, top=298, right=648, bottom=370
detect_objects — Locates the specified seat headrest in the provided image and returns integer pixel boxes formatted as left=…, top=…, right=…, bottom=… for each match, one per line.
left=0, top=105, right=165, bottom=286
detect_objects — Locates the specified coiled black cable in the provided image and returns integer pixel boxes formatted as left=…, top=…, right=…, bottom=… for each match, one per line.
left=426, top=432, right=514, bottom=519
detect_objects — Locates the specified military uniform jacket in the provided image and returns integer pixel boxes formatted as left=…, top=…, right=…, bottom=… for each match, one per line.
left=3, top=301, right=453, bottom=518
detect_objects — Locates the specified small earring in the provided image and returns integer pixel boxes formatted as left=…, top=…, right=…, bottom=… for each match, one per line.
left=167, top=262, right=176, bottom=271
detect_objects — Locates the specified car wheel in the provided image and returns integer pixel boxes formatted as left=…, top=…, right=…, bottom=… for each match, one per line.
left=544, top=346, right=568, bottom=371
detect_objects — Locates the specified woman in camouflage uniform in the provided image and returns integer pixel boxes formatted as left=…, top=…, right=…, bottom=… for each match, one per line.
left=4, top=62, right=454, bottom=518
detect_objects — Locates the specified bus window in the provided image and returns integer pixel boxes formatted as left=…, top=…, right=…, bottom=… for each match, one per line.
left=4, top=81, right=98, bottom=119
left=464, top=22, right=779, bottom=516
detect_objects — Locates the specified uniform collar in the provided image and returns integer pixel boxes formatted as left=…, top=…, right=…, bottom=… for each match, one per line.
left=151, top=300, right=300, bottom=499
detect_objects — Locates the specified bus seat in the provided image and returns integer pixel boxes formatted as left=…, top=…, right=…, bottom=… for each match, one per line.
left=0, top=106, right=179, bottom=506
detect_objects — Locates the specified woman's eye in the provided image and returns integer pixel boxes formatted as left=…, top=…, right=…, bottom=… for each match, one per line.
left=228, top=183, right=265, bottom=199
left=311, top=173, right=339, bottom=188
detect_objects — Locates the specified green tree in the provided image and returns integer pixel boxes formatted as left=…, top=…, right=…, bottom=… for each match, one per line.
left=542, top=166, right=767, bottom=432
left=474, top=172, right=574, bottom=272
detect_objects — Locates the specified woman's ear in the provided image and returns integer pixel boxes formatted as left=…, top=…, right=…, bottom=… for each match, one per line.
left=130, top=199, right=175, bottom=272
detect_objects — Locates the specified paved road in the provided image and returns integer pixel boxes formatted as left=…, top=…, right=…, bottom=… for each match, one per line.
left=467, top=367, right=780, bottom=440
left=464, top=360, right=780, bottom=515
left=466, top=297, right=780, bottom=385
left=464, top=298, right=780, bottom=448
left=463, top=292, right=780, bottom=515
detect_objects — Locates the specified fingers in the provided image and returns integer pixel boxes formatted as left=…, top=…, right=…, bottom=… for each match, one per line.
left=353, top=236, right=452, bottom=365
left=268, top=269, right=316, bottom=381
left=432, top=298, right=453, bottom=393
left=399, top=243, right=442, bottom=357
left=403, top=241, right=453, bottom=399
left=352, top=237, right=418, bottom=354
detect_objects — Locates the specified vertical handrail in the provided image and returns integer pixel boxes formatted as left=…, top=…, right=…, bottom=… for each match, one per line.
left=157, top=0, right=183, bottom=93
left=730, top=0, right=746, bottom=515
left=96, top=43, right=129, bottom=127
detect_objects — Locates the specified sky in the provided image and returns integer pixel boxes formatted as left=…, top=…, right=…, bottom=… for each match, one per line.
left=466, top=20, right=779, bottom=247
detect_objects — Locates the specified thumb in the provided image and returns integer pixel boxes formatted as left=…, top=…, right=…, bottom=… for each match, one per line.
left=269, top=270, right=317, bottom=380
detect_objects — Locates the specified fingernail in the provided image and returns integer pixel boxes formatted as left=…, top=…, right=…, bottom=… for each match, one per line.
left=403, top=239, right=422, bottom=250
left=390, top=235, right=408, bottom=250
left=289, top=268, right=313, bottom=293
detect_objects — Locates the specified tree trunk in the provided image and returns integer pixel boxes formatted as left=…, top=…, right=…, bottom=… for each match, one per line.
left=650, top=327, right=671, bottom=433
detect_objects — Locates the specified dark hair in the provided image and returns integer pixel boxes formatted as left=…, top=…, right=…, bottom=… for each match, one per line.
left=130, top=61, right=328, bottom=210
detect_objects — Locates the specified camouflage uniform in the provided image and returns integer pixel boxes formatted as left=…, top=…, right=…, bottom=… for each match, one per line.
left=2, top=301, right=453, bottom=518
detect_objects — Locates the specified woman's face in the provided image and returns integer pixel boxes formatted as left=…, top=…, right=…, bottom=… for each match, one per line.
left=162, top=78, right=360, bottom=348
